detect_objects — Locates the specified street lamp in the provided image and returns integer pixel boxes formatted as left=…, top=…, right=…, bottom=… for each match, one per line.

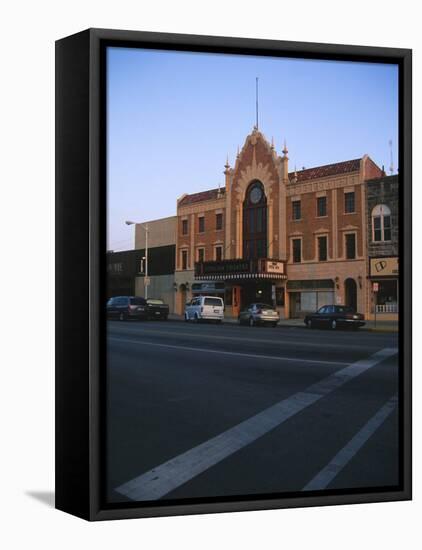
left=125, top=220, right=149, bottom=299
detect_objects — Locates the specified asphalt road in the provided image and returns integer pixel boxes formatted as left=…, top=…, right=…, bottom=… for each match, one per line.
left=106, top=319, right=400, bottom=503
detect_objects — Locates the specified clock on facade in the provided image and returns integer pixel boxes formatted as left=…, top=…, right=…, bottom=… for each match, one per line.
left=249, top=184, right=263, bottom=204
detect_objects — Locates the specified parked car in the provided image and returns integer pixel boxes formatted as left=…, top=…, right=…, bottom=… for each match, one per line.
left=184, top=296, right=224, bottom=323
left=146, top=298, right=169, bottom=320
left=238, top=303, right=280, bottom=327
left=304, top=305, right=365, bottom=330
left=106, top=296, right=147, bottom=321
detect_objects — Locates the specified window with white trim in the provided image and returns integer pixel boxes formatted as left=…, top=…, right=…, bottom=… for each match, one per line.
left=372, top=204, right=392, bottom=242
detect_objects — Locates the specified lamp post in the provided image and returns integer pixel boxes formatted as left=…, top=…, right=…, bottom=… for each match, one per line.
left=125, top=220, right=149, bottom=299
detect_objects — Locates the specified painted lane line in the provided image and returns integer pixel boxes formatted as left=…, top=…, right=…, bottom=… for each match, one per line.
left=115, top=347, right=397, bottom=501
left=107, top=337, right=349, bottom=366
left=302, top=394, right=398, bottom=491
left=107, top=326, right=388, bottom=351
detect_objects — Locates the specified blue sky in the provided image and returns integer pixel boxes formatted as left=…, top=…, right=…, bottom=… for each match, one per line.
left=107, top=47, right=398, bottom=251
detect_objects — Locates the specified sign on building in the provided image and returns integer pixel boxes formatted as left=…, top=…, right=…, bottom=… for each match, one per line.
left=265, top=260, right=285, bottom=274
left=370, top=257, right=399, bottom=277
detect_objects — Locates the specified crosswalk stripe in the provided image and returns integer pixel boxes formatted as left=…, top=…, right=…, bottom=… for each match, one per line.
left=115, top=347, right=397, bottom=501
left=302, top=393, right=398, bottom=491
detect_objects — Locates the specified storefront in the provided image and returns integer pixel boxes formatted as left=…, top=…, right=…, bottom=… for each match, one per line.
left=195, top=258, right=287, bottom=317
left=286, top=279, right=335, bottom=318
left=369, top=257, right=399, bottom=319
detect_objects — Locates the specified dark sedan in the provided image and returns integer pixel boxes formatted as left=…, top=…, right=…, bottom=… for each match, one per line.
left=106, top=296, right=147, bottom=321
left=146, top=299, right=169, bottom=320
left=304, top=305, right=365, bottom=330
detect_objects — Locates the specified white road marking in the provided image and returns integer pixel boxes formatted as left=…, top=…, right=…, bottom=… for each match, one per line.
left=115, top=347, right=397, bottom=501
left=302, top=394, right=398, bottom=491
left=108, top=325, right=387, bottom=351
left=108, top=336, right=349, bottom=366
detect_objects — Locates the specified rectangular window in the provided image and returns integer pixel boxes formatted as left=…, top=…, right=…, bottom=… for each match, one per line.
left=198, top=216, right=205, bottom=233
left=344, top=192, right=355, bottom=213
left=317, top=196, right=327, bottom=217
left=182, top=219, right=188, bottom=235
left=197, top=248, right=205, bottom=262
left=215, top=246, right=223, bottom=261
left=345, top=234, right=356, bottom=259
left=292, top=239, right=301, bottom=263
left=384, top=215, right=392, bottom=241
left=181, top=249, right=188, bottom=270
left=318, top=236, right=328, bottom=261
left=292, top=200, right=301, bottom=220
left=373, top=216, right=382, bottom=241
left=216, top=213, right=223, bottom=230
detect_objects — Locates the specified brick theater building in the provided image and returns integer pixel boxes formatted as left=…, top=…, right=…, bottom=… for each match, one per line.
left=174, top=127, right=385, bottom=318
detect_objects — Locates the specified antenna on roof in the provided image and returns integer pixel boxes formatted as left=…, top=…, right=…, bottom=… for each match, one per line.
left=388, top=139, right=394, bottom=174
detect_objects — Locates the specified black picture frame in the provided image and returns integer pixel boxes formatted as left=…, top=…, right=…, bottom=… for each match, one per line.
left=55, top=28, right=412, bottom=521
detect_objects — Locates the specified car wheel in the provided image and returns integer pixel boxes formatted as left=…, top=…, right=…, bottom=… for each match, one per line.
left=119, top=312, right=126, bottom=321
left=249, top=317, right=255, bottom=327
left=195, top=314, right=200, bottom=323
left=331, top=319, right=337, bottom=330
left=184, top=313, right=189, bottom=322
left=306, top=319, right=312, bottom=329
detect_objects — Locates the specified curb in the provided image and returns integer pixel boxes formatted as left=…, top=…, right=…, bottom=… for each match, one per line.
left=167, top=316, right=398, bottom=333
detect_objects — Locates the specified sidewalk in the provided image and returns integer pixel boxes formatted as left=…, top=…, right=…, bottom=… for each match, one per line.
left=168, top=314, right=398, bottom=332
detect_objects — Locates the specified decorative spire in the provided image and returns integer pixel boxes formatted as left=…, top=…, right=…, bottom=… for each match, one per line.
left=293, top=165, right=298, bottom=183
left=271, top=136, right=275, bottom=150
left=282, top=139, right=288, bottom=157
left=236, top=145, right=240, bottom=158
left=389, top=139, right=394, bottom=174
left=224, top=154, right=230, bottom=175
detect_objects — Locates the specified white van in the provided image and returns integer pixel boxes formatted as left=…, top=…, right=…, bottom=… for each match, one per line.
left=184, top=296, right=224, bottom=323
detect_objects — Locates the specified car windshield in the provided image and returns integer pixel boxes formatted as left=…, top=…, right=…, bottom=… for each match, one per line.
left=335, top=306, right=354, bottom=313
left=255, top=304, right=274, bottom=310
left=204, top=298, right=223, bottom=306
left=147, top=299, right=164, bottom=304
left=130, top=297, right=146, bottom=305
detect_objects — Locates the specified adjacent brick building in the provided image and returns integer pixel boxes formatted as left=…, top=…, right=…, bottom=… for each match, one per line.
left=175, top=127, right=386, bottom=318
left=366, top=174, right=399, bottom=320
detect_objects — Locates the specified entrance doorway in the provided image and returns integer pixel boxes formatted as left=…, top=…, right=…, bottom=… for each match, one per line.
left=232, top=286, right=241, bottom=318
left=179, top=284, right=187, bottom=314
left=344, top=278, right=357, bottom=311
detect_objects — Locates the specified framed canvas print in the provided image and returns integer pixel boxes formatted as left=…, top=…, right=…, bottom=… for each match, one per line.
left=55, top=28, right=412, bottom=520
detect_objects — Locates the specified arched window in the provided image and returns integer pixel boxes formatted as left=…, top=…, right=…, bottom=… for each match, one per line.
left=372, top=204, right=392, bottom=242
left=243, top=181, right=267, bottom=259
